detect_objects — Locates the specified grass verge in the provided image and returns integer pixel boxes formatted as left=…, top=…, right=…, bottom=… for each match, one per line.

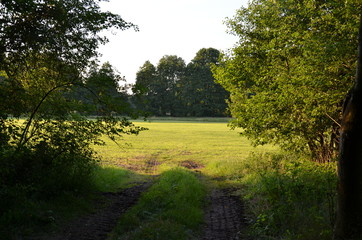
left=109, top=168, right=206, bottom=240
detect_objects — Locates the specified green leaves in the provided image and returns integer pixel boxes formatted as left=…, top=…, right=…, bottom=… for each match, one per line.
left=214, top=0, right=362, bottom=162
left=0, top=0, right=137, bottom=74
left=133, top=49, right=229, bottom=117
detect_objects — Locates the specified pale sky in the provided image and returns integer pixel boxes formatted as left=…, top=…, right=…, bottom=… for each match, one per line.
left=98, top=0, right=248, bottom=84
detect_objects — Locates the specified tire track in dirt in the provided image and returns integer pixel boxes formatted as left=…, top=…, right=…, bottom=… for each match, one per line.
left=28, top=182, right=151, bottom=240
left=201, top=188, right=246, bottom=240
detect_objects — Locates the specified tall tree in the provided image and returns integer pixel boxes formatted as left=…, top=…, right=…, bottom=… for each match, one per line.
left=157, top=55, right=186, bottom=116
left=133, top=61, right=160, bottom=114
left=0, top=0, right=138, bottom=139
left=0, top=1, right=144, bottom=231
left=133, top=56, right=186, bottom=116
left=334, top=13, right=362, bottom=240
left=213, top=0, right=361, bottom=162
left=182, top=48, right=229, bottom=117
left=0, top=0, right=136, bottom=75
left=83, top=62, right=130, bottom=115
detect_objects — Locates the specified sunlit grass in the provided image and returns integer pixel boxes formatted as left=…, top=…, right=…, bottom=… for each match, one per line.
left=94, top=121, right=277, bottom=179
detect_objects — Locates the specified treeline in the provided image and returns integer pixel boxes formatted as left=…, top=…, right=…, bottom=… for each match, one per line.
left=65, top=48, right=229, bottom=118
left=132, top=48, right=229, bottom=117
left=65, top=62, right=133, bottom=116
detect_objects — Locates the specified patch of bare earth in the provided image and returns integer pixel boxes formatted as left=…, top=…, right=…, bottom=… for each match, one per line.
left=115, top=153, right=160, bottom=174
left=201, top=188, right=246, bottom=240
left=27, top=182, right=151, bottom=240
left=179, top=160, right=205, bottom=170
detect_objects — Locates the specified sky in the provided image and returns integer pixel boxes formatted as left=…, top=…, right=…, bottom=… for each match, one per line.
left=98, top=0, right=248, bottom=84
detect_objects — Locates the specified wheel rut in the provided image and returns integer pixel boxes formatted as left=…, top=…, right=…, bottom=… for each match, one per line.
left=201, top=187, right=246, bottom=240
left=28, top=182, right=151, bottom=240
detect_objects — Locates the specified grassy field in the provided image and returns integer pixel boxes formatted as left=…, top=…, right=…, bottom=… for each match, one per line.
left=94, top=120, right=276, bottom=179
left=93, top=119, right=275, bottom=239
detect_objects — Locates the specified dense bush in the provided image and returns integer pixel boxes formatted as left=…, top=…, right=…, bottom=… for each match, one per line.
left=0, top=117, right=145, bottom=238
left=241, top=153, right=337, bottom=239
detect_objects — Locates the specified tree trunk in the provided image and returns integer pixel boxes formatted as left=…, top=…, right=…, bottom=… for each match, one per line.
left=334, top=14, right=362, bottom=240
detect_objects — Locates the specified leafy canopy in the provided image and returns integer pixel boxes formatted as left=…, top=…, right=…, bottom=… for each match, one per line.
left=0, top=0, right=137, bottom=75
left=0, top=2, right=144, bottom=234
left=213, top=0, right=362, bottom=162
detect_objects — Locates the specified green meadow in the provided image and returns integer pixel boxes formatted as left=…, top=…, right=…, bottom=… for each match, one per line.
left=93, top=119, right=276, bottom=239
left=94, top=120, right=276, bottom=178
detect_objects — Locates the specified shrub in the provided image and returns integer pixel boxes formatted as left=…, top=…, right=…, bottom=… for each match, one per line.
left=241, top=152, right=337, bottom=240
left=0, top=116, right=145, bottom=238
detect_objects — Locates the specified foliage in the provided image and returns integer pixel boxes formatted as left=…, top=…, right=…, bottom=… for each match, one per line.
left=0, top=1, right=143, bottom=238
left=0, top=117, right=145, bottom=238
left=181, top=48, right=229, bottom=117
left=69, top=62, right=133, bottom=115
left=110, top=168, right=206, bottom=240
left=0, top=0, right=136, bottom=75
left=240, top=152, right=337, bottom=239
left=213, top=0, right=362, bottom=162
left=133, top=55, right=186, bottom=116
left=133, top=48, right=229, bottom=117
left=130, top=61, right=158, bottom=116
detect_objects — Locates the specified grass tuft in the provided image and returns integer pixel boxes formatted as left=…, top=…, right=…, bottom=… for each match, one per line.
left=92, top=166, right=140, bottom=192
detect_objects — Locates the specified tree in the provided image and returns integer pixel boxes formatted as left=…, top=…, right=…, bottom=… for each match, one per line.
left=82, top=62, right=131, bottom=115
left=133, top=56, right=186, bottom=116
left=0, top=1, right=144, bottom=234
left=0, top=0, right=139, bottom=141
left=0, top=0, right=136, bottom=77
left=133, top=50, right=229, bottom=117
left=0, top=0, right=139, bottom=137
left=334, top=13, right=362, bottom=240
left=213, top=0, right=361, bottom=162
left=132, top=61, right=160, bottom=114
left=181, top=48, right=229, bottom=117
left=157, top=55, right=186, bottom=116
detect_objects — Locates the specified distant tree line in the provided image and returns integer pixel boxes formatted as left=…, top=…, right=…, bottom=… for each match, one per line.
left=132, top=48, right=230, bottom=117
left=67, top=62, right=133, bottom=116
left=65, top=48, right=229, bottom=118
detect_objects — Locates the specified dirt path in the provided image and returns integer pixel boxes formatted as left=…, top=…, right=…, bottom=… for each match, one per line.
left=28, top=182, right=151, bottom=240
left=26, top=165, right=246, bottom=240
left=201, top=187, right=246, bottom=240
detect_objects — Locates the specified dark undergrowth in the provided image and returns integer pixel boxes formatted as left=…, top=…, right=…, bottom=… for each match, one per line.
left=0, top=162, right=138, bottom=240
left=239, top=152, right=337, bottom=240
